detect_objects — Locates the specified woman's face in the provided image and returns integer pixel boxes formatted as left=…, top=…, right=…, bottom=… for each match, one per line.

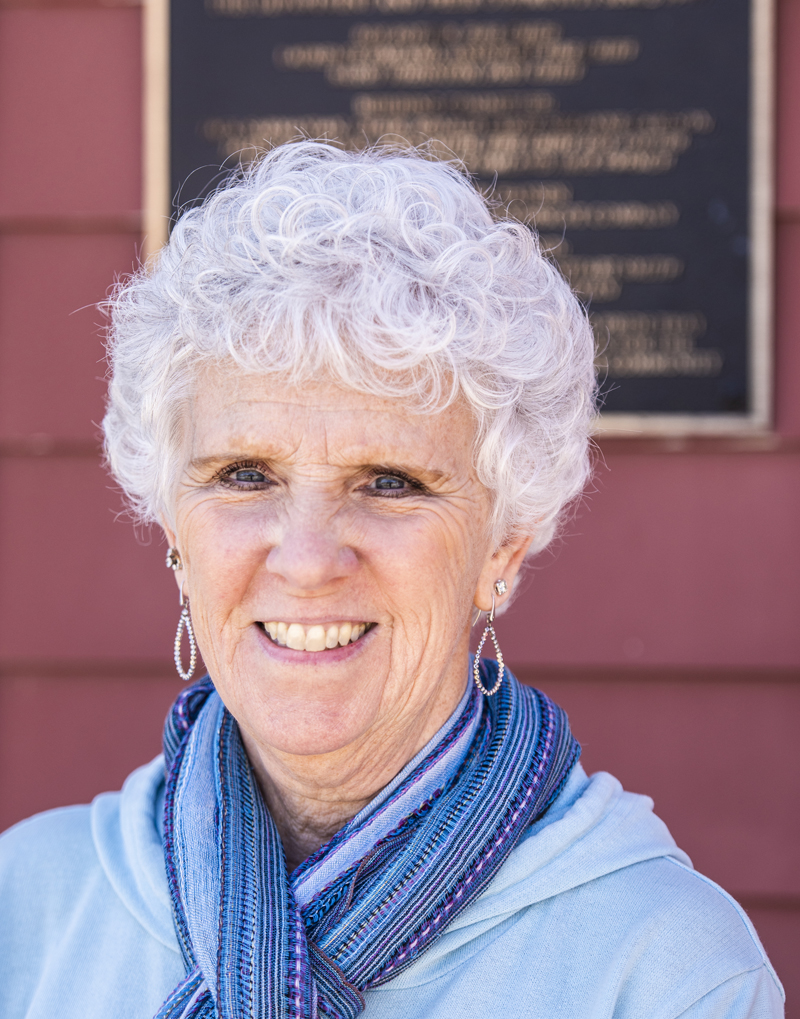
left=166, top=368, right=530, bottom=763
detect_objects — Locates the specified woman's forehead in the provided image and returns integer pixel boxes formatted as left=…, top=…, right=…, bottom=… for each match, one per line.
left=186, top=369, right=475, bottom=469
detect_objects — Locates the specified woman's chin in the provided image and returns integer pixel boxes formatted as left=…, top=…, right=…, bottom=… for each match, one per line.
left=218, top=626, right=392, bottom=757
left=241, top=700, right=385, bottom=759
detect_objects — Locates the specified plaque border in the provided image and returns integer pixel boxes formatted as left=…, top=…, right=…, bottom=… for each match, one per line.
left=142, top=0, right=775, bottom=436
left=143, top=0, right=170, bottom=263
left=598, top=0, right=775, bottom=436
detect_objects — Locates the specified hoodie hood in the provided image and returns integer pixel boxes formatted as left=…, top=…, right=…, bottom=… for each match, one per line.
left=91, top=757, right=177, bottom=952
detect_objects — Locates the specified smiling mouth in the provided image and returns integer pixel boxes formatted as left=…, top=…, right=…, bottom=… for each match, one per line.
left=259, top=621, right=374, bottom=652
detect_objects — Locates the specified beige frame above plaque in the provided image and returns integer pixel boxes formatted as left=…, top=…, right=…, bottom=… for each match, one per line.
left=143, top=0, right=170, bottom=263
left=143, top=0, right=775, bottom=438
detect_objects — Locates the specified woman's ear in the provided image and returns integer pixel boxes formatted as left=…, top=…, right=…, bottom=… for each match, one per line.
left=160, top=518, right=185, bottom=596
left=161, top=519, right=177, bottom=548
left=473, top=533, right=533, bottom=613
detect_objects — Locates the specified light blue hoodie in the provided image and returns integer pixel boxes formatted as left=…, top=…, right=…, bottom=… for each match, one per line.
left=0, top=757, right=784, bottom=1018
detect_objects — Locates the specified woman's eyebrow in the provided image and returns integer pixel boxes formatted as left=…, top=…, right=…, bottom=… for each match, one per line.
left=188, top=453, right=257, bottom=471
left=360, top=462, right=447, bottom=483
left=187, top=450, right=448, bottom=481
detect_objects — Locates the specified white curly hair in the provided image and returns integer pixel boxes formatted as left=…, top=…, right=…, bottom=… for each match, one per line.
left=103, top=140, right=597, bottom=558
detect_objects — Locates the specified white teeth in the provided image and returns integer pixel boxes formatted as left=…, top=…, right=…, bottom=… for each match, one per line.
left=304, top=625, right=327, bottom=652
left=263, top=620, right=370, bottom=651
left=286, top=623, right=306, bottom=651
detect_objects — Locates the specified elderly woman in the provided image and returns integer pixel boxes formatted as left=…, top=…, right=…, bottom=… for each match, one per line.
left=0, top=142, right=782, bottom=1019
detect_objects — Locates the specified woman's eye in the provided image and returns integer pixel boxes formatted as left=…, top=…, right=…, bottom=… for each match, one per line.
left=233, top=469, right=267, bottom=484
left=219, top=465, right=273, bottom=488
left=366, top=473, right=423, bottom=497
left=373, top=476, right=406, bottom=490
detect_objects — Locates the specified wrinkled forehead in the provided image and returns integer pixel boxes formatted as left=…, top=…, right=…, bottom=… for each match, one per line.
left=183, top=365, right=478, bottom=474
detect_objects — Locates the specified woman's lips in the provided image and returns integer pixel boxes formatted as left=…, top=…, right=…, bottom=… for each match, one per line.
left=259, top=620, right=374, bottom=652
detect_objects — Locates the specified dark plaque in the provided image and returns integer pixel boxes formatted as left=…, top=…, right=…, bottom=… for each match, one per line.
left=163, top=0, right=773, bottom=432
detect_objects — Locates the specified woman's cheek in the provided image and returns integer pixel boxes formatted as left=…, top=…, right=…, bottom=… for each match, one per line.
left=184, top=504, right=266, bottom=596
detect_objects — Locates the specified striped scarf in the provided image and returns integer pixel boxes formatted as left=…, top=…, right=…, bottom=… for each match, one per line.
left=155, top=663, right=579, bottom=1019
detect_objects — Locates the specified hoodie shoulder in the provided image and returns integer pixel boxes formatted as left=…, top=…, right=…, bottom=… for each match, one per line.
left=586, top=853, right=783, bottom=1015
left=0, top=764, right=182, bottom=1019
left=0, top=802, right=101, bottom=918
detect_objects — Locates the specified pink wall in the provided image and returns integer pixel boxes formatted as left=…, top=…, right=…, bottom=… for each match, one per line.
left=504, top=454, right=800, bottom=667
left=0, top=0, right=797, bottom=1009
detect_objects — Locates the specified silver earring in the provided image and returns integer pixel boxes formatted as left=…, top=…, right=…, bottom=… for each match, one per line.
left=166, top=547, right=197, bottom=682
left=174, top=581, right=197, bottom=682
left=473, top=582, right=506, bottom=697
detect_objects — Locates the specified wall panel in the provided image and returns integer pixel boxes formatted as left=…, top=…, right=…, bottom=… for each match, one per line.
left=0, top=233, right=138, bottom=441
left=501, top=454, right=800, bottom=668
left=0, top=457, right=176, bottom=660
left=776, top=0, right=800, bottom=211
left=0, top=671, right=181, bottom=832
left=0, top=8, right=141, bottom=217
left=775, top=221, right=800, bottom=437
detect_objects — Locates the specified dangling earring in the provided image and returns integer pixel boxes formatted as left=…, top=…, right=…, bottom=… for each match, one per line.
left=167, top=547, right=197, bottom=682
left=473, top=579, right=507, bottom=697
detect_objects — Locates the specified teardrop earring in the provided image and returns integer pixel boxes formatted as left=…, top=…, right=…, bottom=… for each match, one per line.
left=166, top=546, right=197, bottom=682
left=174, top=582, right=198, bottom=682
left=473, top=580, right=507, bottom=697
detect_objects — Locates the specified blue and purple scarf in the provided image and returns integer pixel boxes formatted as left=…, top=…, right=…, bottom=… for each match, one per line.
left=155, top=663, right=579, bottom=1019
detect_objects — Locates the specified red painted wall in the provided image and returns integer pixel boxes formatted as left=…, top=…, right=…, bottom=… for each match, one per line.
left=0, top=0, right=797, bottom=1009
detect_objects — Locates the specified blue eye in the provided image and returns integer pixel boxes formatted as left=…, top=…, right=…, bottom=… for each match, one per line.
left=374, top=476, right=405, bottom=490
left=217, top=462, right=274, bottom=491
left=234, top=469, right=267, bottom=484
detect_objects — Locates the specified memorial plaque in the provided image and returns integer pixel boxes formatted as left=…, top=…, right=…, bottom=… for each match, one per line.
left=154, top=0, right=773, bottom=432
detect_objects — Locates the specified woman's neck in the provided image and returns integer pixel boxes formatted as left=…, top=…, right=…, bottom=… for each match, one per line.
left=240, top=683, right=467, bottom=873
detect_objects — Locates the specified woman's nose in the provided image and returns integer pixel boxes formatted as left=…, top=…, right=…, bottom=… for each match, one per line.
left=265, top=518, right=358, bottom=592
